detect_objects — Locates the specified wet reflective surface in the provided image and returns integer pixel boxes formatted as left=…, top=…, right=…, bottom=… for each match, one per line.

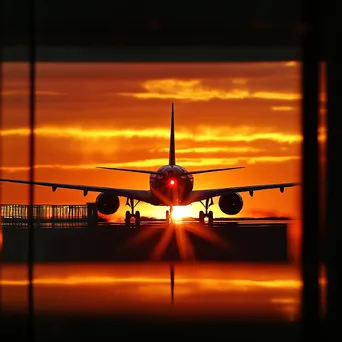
left=2, top=262, right=308, bottom=320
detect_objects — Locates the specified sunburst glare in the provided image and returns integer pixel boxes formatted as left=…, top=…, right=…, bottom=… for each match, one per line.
left=171, top=206, right=191, bottom=222
left=121, top=220, right=229, bottom=261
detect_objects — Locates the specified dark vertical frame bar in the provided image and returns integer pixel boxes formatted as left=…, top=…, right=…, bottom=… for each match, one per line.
left=27, top=0, right=36, bottom=340
left=300, top=0, right=321, bottom=336
left=326, top=1, right=339, bottom=336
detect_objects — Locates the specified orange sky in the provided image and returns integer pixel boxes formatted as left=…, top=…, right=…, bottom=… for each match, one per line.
left=0, top=62, right=306, bottom=219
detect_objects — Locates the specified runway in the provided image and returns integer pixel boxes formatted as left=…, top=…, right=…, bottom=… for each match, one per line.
left=99, top=219, right=289, bottom=226
left=2, top=220, right=291, bottom=262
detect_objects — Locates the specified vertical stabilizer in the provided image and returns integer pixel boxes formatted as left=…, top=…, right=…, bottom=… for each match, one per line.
left=169, top=103, right=176, bottom=166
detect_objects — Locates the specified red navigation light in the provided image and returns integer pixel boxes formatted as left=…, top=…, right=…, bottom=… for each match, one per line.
left=169, top=179, right=175, bottom=186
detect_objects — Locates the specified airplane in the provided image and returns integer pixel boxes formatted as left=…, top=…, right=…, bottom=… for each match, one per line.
left=0, top=103, right=300, bottom=228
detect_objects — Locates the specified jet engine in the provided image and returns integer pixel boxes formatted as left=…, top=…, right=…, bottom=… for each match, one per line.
left=218, top=192, right=243, bottom=215
left=96, top=192, right=120, bottom=215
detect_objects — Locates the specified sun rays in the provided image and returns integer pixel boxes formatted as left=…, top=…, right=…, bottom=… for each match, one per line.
left=122, top=222, right=230, bottom=261
left=175, top=226, right=196, bottom=260
left=150, top=224, right=175, bottom=260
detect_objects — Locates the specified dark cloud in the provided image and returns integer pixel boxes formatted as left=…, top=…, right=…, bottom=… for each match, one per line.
left=2, top=62, right=302, bottom=132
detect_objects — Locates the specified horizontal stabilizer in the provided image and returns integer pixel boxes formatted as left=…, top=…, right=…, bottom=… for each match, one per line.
left=183, top=166, right=245, bottom=176
left=96, top=166, right=161, bottom=175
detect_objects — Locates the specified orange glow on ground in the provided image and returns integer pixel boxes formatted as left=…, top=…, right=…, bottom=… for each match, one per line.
left=0, top=262, right=326, bottom=321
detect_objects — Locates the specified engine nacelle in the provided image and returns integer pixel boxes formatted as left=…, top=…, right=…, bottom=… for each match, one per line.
left=96, top=192, right=120, bottom=215
left=218, top=192, right=243, bottom=215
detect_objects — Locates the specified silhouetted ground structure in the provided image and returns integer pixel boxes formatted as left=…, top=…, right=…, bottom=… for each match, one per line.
left=1, top=203, right=91, bottom=228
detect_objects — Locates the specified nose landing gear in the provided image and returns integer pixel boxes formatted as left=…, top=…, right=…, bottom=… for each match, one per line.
left=125, top=198, right=141, bottom=228
left=166, top=206, right=173, bottom=225
left=199, top=198, right=214, bottom=227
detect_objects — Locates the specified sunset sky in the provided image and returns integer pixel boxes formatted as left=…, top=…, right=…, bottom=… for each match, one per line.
left=0, top=62, right=304, bottom=220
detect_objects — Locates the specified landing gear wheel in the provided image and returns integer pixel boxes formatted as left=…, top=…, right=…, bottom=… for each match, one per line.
left=135, top=211, right=141, bottom=228
left=208, top=210, right=214, bottom=227
left=166, top=210, right=170, bottom=224
left=199, top=210, right=205, bottom=224
left=199, top=198, right=215, bottom=226
left=125, top=198, right=141, bottom=228
left=125, top=211, right=131, bottom=227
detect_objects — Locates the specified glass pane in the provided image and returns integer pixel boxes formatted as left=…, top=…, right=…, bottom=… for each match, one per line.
left=2, top=61, right=303, bottom=335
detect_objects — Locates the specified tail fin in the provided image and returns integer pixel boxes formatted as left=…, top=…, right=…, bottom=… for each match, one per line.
left=169, top=103, right=176, bottom=166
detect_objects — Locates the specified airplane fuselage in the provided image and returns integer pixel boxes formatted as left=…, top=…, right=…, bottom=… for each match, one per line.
left=149, top=165, right=194, bottom=206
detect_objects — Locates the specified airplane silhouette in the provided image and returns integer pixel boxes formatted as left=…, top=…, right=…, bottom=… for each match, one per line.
left=0, top=104, right=300, bottom=227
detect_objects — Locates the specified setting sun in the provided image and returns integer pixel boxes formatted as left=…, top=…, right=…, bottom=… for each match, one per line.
left=171, top=206, right=191, bottom=221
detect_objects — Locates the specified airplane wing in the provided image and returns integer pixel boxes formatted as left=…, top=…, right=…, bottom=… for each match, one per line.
left=0, top=178, right=153, bottom=204
left=96, top=166, right=161, bottom=175
left=184, top=182, right=300, bottom=204
left=183, top=166, right=244, bottom=175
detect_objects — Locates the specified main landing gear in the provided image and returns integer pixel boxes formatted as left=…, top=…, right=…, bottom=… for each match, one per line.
left=125, top=198, right=141, bottom=228
left=199, top=198, right=214, bottom=226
